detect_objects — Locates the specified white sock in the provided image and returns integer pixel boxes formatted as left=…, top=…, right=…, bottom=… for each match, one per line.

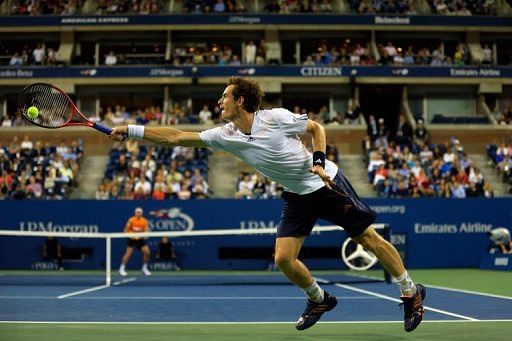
left=142, top=263, right=148, bottom=270
left=303, top=281, right=325, bottom=303
left=119, top=264, right=125, bottom=271
left=393, top=271, right=416, bottom=296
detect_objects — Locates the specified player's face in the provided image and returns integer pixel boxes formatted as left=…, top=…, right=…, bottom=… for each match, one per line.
left=218, top=85, right=240, bottom=121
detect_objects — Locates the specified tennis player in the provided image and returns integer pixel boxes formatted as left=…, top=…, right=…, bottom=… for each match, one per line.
left=119, top=207, right=152, bottom=276
left=110, top=77, right=426, bottom=332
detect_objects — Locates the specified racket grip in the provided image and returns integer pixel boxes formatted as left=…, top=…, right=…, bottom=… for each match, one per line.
left=93, top=123, right=128, bottom=140
left=92, top=123, right=113, bottom=135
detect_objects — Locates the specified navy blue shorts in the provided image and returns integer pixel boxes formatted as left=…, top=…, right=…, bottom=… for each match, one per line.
left=277, top=169, right=377, bottom=238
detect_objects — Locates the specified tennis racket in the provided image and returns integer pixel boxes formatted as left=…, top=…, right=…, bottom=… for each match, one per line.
left=18, top=83, right=117, bottom=136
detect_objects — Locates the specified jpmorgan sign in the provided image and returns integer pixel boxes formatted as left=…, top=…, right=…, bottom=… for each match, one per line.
left=19, top=221, right=99, bottom=233
left=300, top=67, right=342, bottom=77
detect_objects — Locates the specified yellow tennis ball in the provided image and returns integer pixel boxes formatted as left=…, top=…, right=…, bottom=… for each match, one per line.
left=27, top=106, right=39, bottom=119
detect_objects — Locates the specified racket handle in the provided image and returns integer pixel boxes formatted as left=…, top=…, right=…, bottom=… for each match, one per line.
left=92, top=123, right=113, bottom=135
left=93, top=123, right=128, bottom=140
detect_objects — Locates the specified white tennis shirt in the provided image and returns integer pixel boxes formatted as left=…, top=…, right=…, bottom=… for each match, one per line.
left=199, top=108, right=338, bottom=195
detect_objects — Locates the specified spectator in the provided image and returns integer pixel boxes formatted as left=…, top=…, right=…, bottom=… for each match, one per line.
left=395, top=115, right=413, bottom=148
left=413, top=119, right=430, bottom=148
left=32, top=44, right=46, bottom=65
left=156, top=236, right=181, bottom=270
left=213, top=0, right=226, bottom=12
left=482, top=44, right=492, bottom=65
left=9, top=52, right=24, bottom=66
left=236, top=172, right=254, bottom=198
left=105, top=51, right=117, bottom=66
left=245, top=40, right=257, bottom=64
left=43, top=237, right=64, bottom=271
left=199, top=105, right=213, bottom=124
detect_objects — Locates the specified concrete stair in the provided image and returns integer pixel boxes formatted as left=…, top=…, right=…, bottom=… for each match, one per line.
left=208, top=151, right=240, bottom=198
left=339, top=154, right=376, bottom=198
left=70, top=156, right=109, bottom=199
left=468, top=154, right=509, bottom=197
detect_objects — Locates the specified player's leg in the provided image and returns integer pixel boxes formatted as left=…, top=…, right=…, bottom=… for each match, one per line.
left=352, top=227, right=405, bottom=278
left=275, top=236, right=337, bottom=330
left=119, top=246, right=133, bottom=276
left=353, top=228, right=426, bottom=332
left=140, top=244, right=151, bottom=276
left=274, top=236, right=310, bottom=287
left=326, top=169, right=425, bottom=332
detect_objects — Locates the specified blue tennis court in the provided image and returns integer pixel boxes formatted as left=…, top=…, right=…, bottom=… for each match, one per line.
left=2, top=272, right=511, bottom=323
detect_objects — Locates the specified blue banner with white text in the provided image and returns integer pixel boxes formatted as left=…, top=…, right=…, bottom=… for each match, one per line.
left=0, top=14, right=511, bottom=27
left=1, top=66, right=511, bottom=80
left=0, top=199, right=510, bottom=270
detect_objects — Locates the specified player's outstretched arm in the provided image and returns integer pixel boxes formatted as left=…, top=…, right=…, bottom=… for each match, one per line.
left=110, top=126, right=206, bottom=147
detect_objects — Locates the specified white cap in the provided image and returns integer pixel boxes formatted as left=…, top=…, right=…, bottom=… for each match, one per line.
left=135, top=207, right=143, bottom=214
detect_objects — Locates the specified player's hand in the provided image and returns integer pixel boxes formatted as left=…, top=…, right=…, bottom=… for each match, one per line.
left=109, top=126, right=128, bottom=142
left=309, top=165, right=335, bottom=189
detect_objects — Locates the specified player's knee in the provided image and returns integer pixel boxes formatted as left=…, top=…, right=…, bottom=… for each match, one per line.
left=274, top=252, right=295, bottom=269
left=354, top=231, right=380, bottom=252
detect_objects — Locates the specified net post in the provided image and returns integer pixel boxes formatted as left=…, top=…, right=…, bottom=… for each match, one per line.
left=106, top=236, right=111, bottom=287
left=383, top=224, right=392, bottom=284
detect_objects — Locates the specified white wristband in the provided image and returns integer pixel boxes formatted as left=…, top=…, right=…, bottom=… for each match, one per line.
left=127, top=125, right=145, bottom=140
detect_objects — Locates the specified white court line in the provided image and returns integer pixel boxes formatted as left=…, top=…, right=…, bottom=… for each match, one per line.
left=57, top=285, right=110, bottom=299
left=320, top=273, right=512, bottom=301
left=112, top=278, right=137, bottom=286
left=424, top=284, right=512, bottom=301
left=1, top=320, right=511, bottom=325
left=57, top=277, right=136, bottom=299
left=0, top=295, right=378, bottom=300
left=331, top=282, right=479, bottom=321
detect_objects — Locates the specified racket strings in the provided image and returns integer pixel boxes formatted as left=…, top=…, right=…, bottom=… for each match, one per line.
left=20, top=84, right=72, bottom=128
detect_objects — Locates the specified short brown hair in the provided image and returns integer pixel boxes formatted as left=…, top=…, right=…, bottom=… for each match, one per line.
left=227, top=77, right=264, bottom=112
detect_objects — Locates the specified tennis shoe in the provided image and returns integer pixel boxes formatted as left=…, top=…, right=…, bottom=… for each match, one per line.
left=295, top=291, right=337, bottom=330
left=142, top=267, right=152, bottom=276
left=400, top=284, right=426, bottom=332
left=119, top=268, right=127, bottom=276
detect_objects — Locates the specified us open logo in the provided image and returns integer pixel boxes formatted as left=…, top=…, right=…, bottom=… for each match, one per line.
left=148, top=207, right=194, bottom=232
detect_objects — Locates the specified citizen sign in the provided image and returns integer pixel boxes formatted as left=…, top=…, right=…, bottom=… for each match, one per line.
left=300, top=67, right=342, bottom=76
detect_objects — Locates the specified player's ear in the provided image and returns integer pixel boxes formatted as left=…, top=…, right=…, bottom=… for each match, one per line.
left=237, top=96, right=245, bottom=107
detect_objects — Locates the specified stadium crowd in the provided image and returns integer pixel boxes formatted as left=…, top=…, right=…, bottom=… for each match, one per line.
left=487, top=141, right=512, bottom=194
left=97, top=141, right=210, bottom=200
left=183, top=0, right=247, bottom=13
left=96, top=0, right=163, bottom=14
left=0, top=136, right=83, bottom=200
left=3, top=38, right=510, bottom=67
left=6, top=0, right=509, bottom=15
left=10, top=0, right=82, bottom=15
left=263, top=0, right=333, bottom=13
left=431, top=0, right=499, bottom=15
left=491, top=100, right=512, bottom=125
left=364, top=115, right=493, bottom=198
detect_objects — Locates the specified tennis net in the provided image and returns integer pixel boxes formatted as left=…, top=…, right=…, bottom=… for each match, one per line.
left=0, top=224, right=390, bottom=287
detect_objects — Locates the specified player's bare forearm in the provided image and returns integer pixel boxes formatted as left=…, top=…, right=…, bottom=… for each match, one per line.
left=110, top=126, right=206, bottom=147
left=306, top=120, right=326, bottom=153
left=143, top=127, right=206, bottom=147
left=306, top=120, right=335, bottom=188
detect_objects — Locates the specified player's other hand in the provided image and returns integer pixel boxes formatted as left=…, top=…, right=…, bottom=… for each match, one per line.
left=309, top=165, right=335, bottom=189
left=109, top=126, right=128, bottom=142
